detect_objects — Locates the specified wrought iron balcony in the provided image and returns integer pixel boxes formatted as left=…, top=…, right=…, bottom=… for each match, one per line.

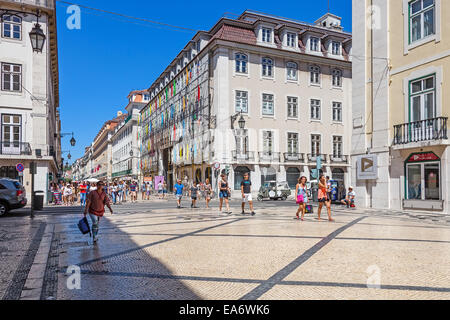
left=394, top=117, right=448, bottom=145
left=258, top=152, right=281, bottom=162
left=329, top=154, right=349, bottom=164
left=0, top=142, right=32, bottom=156
left=283, top=153, right=305, bottom=162
left=232, top=151, right=255, bottom=162
left=307, top=154, right=327, bottom=163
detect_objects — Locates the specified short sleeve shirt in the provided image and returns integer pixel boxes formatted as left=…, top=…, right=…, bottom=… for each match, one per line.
left=174, top=184, right=184, bottom=195
left=241, top=180, right=252, bottom=194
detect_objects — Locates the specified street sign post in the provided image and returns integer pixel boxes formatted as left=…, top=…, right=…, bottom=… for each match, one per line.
left=16, top=163, right=24, bottom=173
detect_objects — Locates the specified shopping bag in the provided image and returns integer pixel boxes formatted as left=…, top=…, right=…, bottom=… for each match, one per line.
left=78, top=217, right=91, bottom=235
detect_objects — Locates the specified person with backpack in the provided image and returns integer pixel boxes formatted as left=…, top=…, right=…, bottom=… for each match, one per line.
left=83, top=181, right=113, bottom=243
left=295, top=176, right=308, bottom=221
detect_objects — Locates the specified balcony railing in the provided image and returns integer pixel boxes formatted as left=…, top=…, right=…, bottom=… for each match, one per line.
left=307, top=154, right=327, bottom=163
left=394, top=117, right=448, bottom=145
left=283, top=153, right=305, bottom=162
left=258, top=152, right=281, bottom=162
left=232, top=151, right=255, bottom=162
left=329, top=155, right=349, bottom=164
left=0, top=142, right=32, bottom=155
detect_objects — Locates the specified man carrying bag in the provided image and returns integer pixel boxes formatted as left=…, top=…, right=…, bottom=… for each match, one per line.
left=83, top=181, right=113, bottom=243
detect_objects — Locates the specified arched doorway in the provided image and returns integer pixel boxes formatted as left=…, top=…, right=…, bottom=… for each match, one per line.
left=332, top=168, right=345, bottom=181
left=195, top=168, right=202, bottom=184
left=234, top=166, right=250, bottom=190
left=261, top=166, right=277, bottom=186
left=205, top=167, right=212, bottom=182
left=286, top=167, right=300, bottom=189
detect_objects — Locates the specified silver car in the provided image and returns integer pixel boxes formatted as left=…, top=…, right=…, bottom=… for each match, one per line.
left=0, top=178, right=27, bottom=216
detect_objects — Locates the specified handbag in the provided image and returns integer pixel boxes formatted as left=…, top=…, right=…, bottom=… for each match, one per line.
left=296, top=194, right=304, bottom=204
left=78, top=217, right=91, bottom=235
left=306, top=205, right=314, bottom=214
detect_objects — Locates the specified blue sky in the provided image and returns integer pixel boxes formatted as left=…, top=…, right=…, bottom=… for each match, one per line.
left=57, top=0, right=352, bottom=163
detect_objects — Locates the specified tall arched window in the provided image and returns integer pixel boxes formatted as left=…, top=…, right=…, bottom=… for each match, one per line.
left=332, top=69, right=342, bottom=87
left=309, top=65, right=321, bottom=84
left=2, top=15, right=22, bottom=40
left=235, top=53, right=248, bottom=74
left=286, top=62, right=298, bottom=81
left=262, top=57, right=274, bottom=78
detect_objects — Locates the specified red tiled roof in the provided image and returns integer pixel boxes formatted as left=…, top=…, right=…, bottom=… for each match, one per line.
left=212, top=24, right=257, bottom=45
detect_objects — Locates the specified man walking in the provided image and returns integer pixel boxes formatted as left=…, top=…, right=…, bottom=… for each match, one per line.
left=174, top=179, right=184, bottom=209
left=241, top=173, right=255, bottom=216
left=83, top=181, right=113, bottom=243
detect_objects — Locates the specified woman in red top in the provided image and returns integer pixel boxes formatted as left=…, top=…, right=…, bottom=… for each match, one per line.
left=317, top=175, right=334, bottom=222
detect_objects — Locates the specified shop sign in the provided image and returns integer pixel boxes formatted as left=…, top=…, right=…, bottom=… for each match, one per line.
left=144, top=177, right=153, bottom=182
left=406, top=152, right=439, bottom=163
left=357, top=154, right=378, bottom=180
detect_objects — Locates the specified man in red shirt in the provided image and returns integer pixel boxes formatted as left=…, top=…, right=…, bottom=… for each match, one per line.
left=79, top=181, right=88, bottom=207
left=84, top=181, right=113, bottom=243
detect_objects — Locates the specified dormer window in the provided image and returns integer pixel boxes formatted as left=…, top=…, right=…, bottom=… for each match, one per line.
left=331, top=41, right=341, bottom=55
left=310, top=37, right=320, bottom=51
left=262, top=28, right=272, bottom=43
left=286, top=32, right=297, bottom=47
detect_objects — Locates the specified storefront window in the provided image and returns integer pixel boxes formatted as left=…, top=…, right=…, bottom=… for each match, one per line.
left=286, top=167, right=300, bottom=190
left=406, top=152, right=441, bottom=201
left=407, top=164, right=422, bottom=200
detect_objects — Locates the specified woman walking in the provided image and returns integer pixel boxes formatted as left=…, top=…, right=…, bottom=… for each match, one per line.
left=218, top=174, right=231, bottom=214
left=317, top=175, right=335, bottom=222
left=204, top=179, right=212, bottom=209
left=295, top=176, right=308, bottom=221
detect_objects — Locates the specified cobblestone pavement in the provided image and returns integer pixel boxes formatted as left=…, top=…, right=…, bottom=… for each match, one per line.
left=0, top=209, right=48, bottom=300
left=3, top=199, right=450, bottom=300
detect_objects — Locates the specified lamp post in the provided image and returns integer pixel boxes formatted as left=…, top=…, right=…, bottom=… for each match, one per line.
left=29, top=12, right=46, bottom=53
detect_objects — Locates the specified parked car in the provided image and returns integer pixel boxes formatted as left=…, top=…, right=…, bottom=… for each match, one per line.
left=0, top=178, right=27, bottom=216
left=257, top=181, right=291, bottom=201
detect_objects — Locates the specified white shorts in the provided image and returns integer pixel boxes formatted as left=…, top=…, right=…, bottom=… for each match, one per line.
left=243, top=194, right=253, bottom=203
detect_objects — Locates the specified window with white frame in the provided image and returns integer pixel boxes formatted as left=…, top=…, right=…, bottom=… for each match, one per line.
left=286, top=62, right=298, bottom=81
left=287, top=96, right=298, bottom=119
left=310, top=37, right=320, bottom=51
left=262, top=94, right=274, bottom=116
left=262, top=57, right=274, bottom=78
left=262, top=28, right=272, bottom=43
left=310, top=99, right=321, bottom=120
left=235, top=90, right=248, bottom=113
left=287, top=133, right=299, bottom=155
left=332, top=69, right=343, bottom=87
left=1, top=114, right=21, bottom=150
left=1, top=15, right=22, bottom=40
left=263, top=131, right=273, bottom=154
left=409, top=0, right=435, bottom=43
left=332, top=102, right=343, bottom=122
left=311, top=134, right=321, bottom=157
left=331, top=41, right=341, bottom=55
left=310, top=65, right=321, bottom=84
left=235, top=53, right=248, bottom=74
left=410, top=74, right=436, bottom=122
left=333, top=136, right=343, bottom=158
left=286, top=32, right=296, bottom=47
left=1, top=63, right=21, bottom=92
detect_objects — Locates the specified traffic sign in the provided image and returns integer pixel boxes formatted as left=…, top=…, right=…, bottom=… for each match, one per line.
left=16, top=163, right=24, bottom=173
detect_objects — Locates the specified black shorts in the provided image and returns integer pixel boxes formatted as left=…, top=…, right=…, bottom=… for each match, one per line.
left=191, top=197, right=197, bottom=200
left=318, top=198, right=329, bottom=203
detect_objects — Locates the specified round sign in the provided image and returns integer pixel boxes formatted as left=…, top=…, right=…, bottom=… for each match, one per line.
left=16, top=163, right=24, bottom=173
left=214, top=163, right=220, bottom=170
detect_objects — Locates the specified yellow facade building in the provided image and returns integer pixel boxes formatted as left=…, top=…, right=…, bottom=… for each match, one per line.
left=352, top=0, right=449, bottom=212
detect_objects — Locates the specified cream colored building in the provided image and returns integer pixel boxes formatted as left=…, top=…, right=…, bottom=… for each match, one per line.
left=141, top=10, right=353, bottom=194
left=0, top=0, right=61, bottom=203
left=352, top=0, right=449, bottom=212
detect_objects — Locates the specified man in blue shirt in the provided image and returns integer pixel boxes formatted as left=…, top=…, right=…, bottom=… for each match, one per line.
left=173, top=179, right=184, bottom=209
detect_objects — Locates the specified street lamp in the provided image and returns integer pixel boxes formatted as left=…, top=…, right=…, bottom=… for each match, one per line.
left=29, top=13, right=46, bottom=53
left=70, top=136, right=76, bottom=147
left=238, top=115, right=246, bottom=130
left=231, top=111, right=246, bottom=130
left=130, top=150, right=134, bottom=157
